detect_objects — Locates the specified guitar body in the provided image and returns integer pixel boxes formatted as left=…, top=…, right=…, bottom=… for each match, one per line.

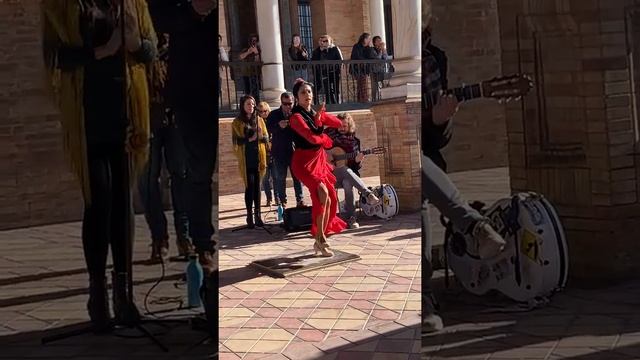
left=326, top=146, right=386, bottom=168
left=445, top=192, right=568, bottom=302
left=327, top=147, right=348, bottom=168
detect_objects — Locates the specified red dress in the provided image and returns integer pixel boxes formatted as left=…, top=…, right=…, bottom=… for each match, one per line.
left=290, top=109, right=347, bottom=237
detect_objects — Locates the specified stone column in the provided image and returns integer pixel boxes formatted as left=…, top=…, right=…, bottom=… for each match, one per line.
left=498, top=0, right=640, bottom=283
left=369, top=0, right=386, bottom=42
left=380, top=0, right=421, bottom=100
left=256, top=0, right=286, bottom=106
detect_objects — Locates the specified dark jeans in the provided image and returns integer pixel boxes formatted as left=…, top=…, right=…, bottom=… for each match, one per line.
left=82, top=142, right=131, bottom=281
left=137, top=116, right=189, bottom=245
left=242, top=75, right=261, bottom=101
left=317, top=75, right=341, bottom=104
left=273, top=156, right=303, bottom=204
left=422, top=154, right=483, bottom=316
left=245, top=166, right=261, bottom=213
left=174, top=109, right=217, bottom=253
left=262, top=162, right=275, bottom=203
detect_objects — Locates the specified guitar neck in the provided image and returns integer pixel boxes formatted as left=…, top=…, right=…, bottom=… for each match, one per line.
left=334, top=149, right=375, bottom=161
left=423, top=83, right=483, bottom=109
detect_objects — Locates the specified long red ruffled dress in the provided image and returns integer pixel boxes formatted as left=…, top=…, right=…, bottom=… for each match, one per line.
left=289, top=106, right=347, bottom=237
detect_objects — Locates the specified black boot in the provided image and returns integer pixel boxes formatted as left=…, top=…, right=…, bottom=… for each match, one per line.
left=254, top=207, right=264, bottom=227
left=111, top=271, right=140, bottom=326
left=246, top=208, right=255, bottom=228
left=87, top=276, right=112, bottom=333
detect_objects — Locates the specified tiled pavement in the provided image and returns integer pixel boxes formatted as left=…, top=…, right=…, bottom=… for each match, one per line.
left=0, top=205, right=219, bottom=358
left=423, top=168, right=640, bottom=360
left=2, top=168, right=639, bottom=359
left=219, top=176, right=422, bottom=359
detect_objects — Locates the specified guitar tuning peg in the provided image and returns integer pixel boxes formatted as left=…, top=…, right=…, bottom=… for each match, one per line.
left=498, top=98, right=504, bottom=104
left=515, top=96, right=522, bottom=101
left=506, top=97, right=512, bottom=103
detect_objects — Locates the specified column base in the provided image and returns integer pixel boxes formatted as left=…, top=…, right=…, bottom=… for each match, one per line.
left=261, top=88, right=288, bottom=108
left=380, top=82, right=421, bottom=100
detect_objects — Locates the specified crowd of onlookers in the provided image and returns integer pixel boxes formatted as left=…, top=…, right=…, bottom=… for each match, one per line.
left=218, top=32, right=394, bottom=104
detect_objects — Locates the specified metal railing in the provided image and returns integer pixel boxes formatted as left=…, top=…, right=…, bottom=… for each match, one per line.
left=219, top=59, right=394, bottom=116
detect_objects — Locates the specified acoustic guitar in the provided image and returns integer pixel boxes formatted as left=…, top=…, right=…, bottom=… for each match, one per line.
left=423, top=73, right=534, bottom=108
left=326, top=146, right=386, bottom=168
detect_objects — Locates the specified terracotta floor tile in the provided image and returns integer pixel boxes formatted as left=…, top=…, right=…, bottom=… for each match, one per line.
left=295, top=329, right=327, bottom=342
left=262, top=328, right=296, bottom=341
left=247, top=340, right=290, bottom=353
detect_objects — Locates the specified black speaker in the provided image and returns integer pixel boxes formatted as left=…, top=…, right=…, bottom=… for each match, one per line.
left=283, top=206, right=312, bottom=232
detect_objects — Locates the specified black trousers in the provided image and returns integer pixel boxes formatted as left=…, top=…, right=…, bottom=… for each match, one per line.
left=82, top=141, right=132, bottom=281
left=245, top=166, right=261, bottom=214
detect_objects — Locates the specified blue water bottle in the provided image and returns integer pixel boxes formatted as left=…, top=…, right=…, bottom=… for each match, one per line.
left=186, top=254, right=203, bottom=308
left=277, top=204, right=284, bottom=221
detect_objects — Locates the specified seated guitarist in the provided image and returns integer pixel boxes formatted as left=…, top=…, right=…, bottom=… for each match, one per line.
left=325, top=112, right=379, bottom=229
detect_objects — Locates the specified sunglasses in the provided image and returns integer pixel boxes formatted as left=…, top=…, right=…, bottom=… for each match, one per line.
left=282, top=102, right=293, bottom=106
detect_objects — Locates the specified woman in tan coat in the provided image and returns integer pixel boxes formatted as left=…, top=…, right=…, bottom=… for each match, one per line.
left=232, top=95, right=269, bottom=227
left=41, top=0, right=157, bottom=331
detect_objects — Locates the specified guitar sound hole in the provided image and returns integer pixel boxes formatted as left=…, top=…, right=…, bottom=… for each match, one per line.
left=526, top=285, right=531, bottom=290
left=470, top=282, right=475, bottom=288
left=544, top=260, right=550, bottom=265
left=537, top=229, right=544, bottom=234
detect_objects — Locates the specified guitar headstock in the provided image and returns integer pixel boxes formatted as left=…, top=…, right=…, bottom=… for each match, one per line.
left=481, top=74, right=533, bottom=103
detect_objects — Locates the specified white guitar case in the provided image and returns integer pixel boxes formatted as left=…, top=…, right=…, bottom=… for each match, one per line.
left=360, top=184, right=399, bottom=220
left=444, top=192, right=569, bottom=303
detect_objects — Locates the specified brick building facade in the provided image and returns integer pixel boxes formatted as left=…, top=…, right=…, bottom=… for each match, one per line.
left=2, top=0, right=511, bottom=229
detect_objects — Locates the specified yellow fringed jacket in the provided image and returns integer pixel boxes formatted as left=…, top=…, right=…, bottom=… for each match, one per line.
left=232, top=117, right=269, bottom=187
left=41, top=0, right=157, bottom=204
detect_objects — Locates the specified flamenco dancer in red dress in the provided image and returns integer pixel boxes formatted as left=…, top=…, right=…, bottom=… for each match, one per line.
left=289, top=79, right=347, bottom=256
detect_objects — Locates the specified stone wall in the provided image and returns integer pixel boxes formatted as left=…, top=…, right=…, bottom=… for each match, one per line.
left=497, top=0, right=640, bottom=282
left=371, top=99, right=422, bottom=212
left=0, top=0, right=83, bottom=230
left=431, top=0, right=509, bottom=172
left=218, top=110, right=380, bottom=196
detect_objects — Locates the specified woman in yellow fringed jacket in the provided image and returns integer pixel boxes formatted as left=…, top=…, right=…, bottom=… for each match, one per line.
left=41, top=0, right=156, bottom=332
left=232, top=95, right=269, bottom=228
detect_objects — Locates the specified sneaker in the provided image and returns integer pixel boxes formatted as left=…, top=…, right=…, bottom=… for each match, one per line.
left=471, top=220, right=506, bottom=259
left=423, top=313, right=444, bottom=333
left=150, top=241, right=169, bottom=262
left=347, top=216, right=360, bottom=229
left=176, top=238, right=194, bottom=258
left=366, top=192, right=380, bottom=205
left=197, top=250, right=217, bottom=276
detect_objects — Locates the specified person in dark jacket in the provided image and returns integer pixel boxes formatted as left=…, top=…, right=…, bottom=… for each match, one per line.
left=311, top=34, right=343, bottom=104
left=288, top=34, right=310, bottom=84
left=266, top=92, right=305, bottom=207
left=147, top=0, right=217, bottom=340
left=137, top=32, right=192, bottom=262
left=421, top=5, right=505, bottom=334
left=349, top=32, right=378, bottom=103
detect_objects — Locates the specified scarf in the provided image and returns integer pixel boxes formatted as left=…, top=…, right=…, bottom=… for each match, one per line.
left=41, top=0, right=157, bottom=204
left=292, top=104, right=323, bottom=134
